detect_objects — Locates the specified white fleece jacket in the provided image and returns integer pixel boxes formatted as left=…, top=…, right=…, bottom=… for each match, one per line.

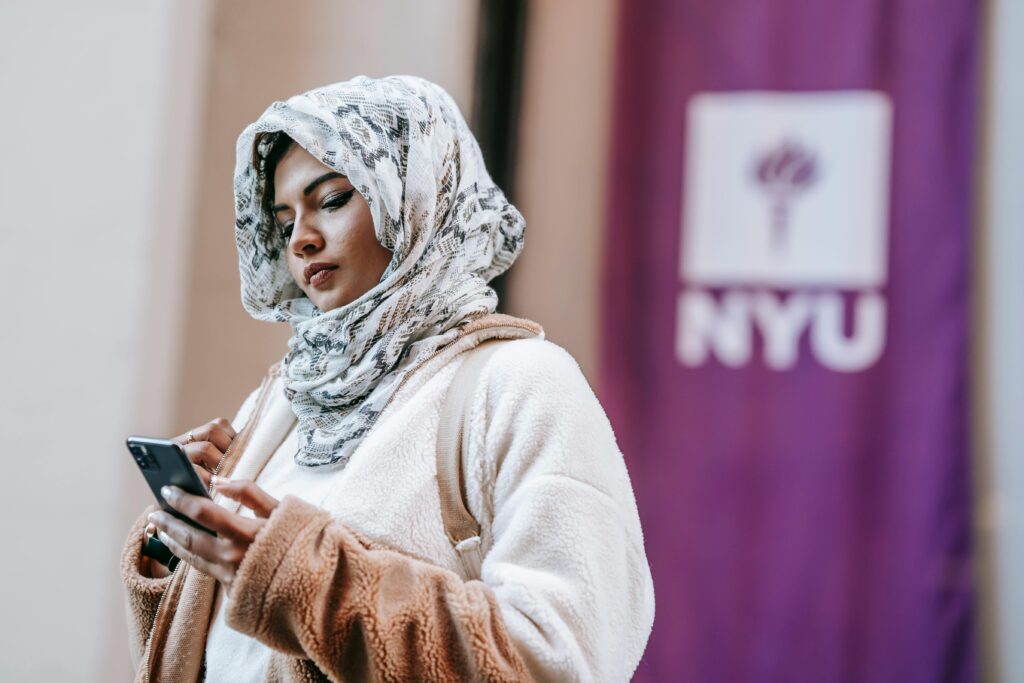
left=205, top=326, right=655, bottom=682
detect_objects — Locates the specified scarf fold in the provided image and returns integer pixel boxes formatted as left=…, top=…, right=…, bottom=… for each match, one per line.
left=233, top=75, right=525, bottom=469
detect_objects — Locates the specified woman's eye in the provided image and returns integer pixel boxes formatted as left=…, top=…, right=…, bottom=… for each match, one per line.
left=323, top=189, right=355, bottom=210
left=280, top=223, right=294, bottom=239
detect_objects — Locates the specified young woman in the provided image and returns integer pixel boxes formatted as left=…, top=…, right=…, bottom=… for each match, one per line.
left=121, top=75, right=654, bottom=682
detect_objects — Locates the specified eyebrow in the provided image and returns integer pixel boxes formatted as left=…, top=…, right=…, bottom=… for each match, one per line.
left=272, top=172, right=346, bottom=213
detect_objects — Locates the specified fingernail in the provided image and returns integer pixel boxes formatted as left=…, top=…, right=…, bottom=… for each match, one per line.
left=210, top=475, right=223, bottom=486
left=161, top=486, right=175, bottom=501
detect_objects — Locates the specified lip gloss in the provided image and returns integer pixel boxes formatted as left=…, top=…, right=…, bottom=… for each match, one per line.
left=310, top=268, right=336, bottom=287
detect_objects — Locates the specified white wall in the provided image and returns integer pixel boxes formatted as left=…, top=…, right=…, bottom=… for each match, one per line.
left=974, top=0, right=1024, bottom=680
left=0, top=1, right=211, bottom=680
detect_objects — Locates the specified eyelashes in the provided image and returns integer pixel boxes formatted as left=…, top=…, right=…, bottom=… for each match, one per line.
left=322, top=189, right=355, bottom=210
left=279, top=189, right=356, bottom=239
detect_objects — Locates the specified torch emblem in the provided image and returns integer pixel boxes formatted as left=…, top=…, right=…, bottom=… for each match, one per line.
left=754, top=140, right=819, bottom=248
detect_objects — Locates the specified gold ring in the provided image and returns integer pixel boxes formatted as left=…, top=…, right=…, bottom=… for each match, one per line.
left=185, top=430, right=196, bottom=445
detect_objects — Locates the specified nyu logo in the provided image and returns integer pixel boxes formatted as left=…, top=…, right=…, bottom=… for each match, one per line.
left=754, top=140, right=819, bottom=250
left=677, top=91, right=893, bottom=372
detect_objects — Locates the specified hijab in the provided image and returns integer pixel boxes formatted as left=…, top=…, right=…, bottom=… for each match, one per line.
left=232, top=75, right=525, bottom=469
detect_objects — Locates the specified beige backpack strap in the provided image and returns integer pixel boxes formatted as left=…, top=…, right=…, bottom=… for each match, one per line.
left=436, top=340, right=507, bottom=578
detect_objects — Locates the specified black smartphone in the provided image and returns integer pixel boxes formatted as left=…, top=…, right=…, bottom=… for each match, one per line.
left=126, top=436, right=215, bottom=535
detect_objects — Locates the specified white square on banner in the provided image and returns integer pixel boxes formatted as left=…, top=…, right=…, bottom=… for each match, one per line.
left=681, top=91, right=892, bottom=288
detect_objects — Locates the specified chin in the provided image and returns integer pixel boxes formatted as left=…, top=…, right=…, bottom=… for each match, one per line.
left=313, top=293, right=351, bottom=313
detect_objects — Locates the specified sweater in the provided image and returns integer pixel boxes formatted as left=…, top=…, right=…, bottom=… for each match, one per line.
left=120, top=314, right=655, bottom=682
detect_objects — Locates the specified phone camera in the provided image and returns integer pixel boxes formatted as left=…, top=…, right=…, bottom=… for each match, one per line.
left=131, top=444, right=158, bottom=470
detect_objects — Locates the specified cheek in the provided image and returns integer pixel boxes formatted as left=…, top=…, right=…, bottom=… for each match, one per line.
left=352, top=223, right=392, bottom=281
left=286, top=254, right=309, bottom=292
left=333, top=203, right=382, bottom=258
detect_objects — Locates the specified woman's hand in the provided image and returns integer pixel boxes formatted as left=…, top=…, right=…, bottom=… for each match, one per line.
left=142, top=417, right=237, bottom=541
left=146, top=478, right=279, bottom=595
left=173, top=418, right=238, bottom=488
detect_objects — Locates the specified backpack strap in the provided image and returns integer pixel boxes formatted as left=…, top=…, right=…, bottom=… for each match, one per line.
left=436, top=340, right=507, bottom=578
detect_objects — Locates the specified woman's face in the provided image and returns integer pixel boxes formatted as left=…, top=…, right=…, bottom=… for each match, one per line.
left=271, top=143, right=392, bottom=312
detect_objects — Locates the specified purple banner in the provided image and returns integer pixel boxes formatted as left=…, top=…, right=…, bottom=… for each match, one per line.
left=600, top=1, right=979, bottom=681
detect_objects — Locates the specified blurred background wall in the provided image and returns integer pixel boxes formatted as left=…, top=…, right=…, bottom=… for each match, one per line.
left=0, top=1, right=209, bottom=680
left=0, top=0, right=1018, bottom=680
left=974, top=0, right=1024, bottom=679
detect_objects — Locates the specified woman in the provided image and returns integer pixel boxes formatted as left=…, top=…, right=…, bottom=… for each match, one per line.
left=121, top=75, right=654, bottom=682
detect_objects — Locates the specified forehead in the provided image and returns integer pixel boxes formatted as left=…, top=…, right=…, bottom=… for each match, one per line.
left=272, top=143, right=346, bottom=197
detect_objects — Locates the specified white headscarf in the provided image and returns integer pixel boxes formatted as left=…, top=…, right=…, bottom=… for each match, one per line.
left=232, top=75, right=525, bottom=469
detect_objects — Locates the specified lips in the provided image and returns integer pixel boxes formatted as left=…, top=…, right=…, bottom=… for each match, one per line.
left=304, top=262, right=338, bottom=284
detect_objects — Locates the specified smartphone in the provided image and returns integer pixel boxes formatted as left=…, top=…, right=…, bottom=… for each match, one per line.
left=126, top=436, right=215, bottom=535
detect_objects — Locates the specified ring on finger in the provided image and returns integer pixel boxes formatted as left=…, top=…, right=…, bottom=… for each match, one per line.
left=185, top=430, right=196, bottom=445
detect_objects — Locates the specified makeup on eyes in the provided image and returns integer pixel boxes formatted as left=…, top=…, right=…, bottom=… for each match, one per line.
left=276, top=188, right=357, bottom=238
left=322, top=189, right=355, bottom=209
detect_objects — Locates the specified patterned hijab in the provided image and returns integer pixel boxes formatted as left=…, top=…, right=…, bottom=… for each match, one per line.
left=232, top=75, right=525, bottom=469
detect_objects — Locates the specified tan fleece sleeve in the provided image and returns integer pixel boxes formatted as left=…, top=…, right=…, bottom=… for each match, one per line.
left=120, top=504, right=174, bottom=669
left=224, top=495, right=532, bottom=682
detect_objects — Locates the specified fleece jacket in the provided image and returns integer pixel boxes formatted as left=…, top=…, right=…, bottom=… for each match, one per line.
left=120, top=314, right=655, bottom=682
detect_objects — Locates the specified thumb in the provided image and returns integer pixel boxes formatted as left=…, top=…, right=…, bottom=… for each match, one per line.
left=213, top=477, right=279, bottom=518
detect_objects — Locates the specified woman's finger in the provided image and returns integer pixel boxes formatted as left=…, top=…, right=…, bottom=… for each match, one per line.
left=161, top=486, right=263, bottom=543
left=161, top=486, right=231, bottom=531
left=212, top=417, right=238, bottom=441
left=152, top=523, right=232, bottom=585
left=183, top=440, right=228, bottom=472
left=149, top=510, right=217, bottom=562
left=194, top=464, right=212, bottom=488
left=213, top=478, right=280, bottom=518
left=173, top=418, right=236, bottom=452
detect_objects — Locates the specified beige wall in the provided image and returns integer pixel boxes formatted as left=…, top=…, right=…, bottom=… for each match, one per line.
left=508, top=0, right=619, bottom=382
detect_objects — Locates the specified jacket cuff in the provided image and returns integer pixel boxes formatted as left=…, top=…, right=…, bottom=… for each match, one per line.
left=120, top=504, right=174, bottom=597
left=225, top=494, right=329, bottom=639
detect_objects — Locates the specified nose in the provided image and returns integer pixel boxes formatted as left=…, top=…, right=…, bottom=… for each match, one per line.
left=289, top=210, right=324, bottom=256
